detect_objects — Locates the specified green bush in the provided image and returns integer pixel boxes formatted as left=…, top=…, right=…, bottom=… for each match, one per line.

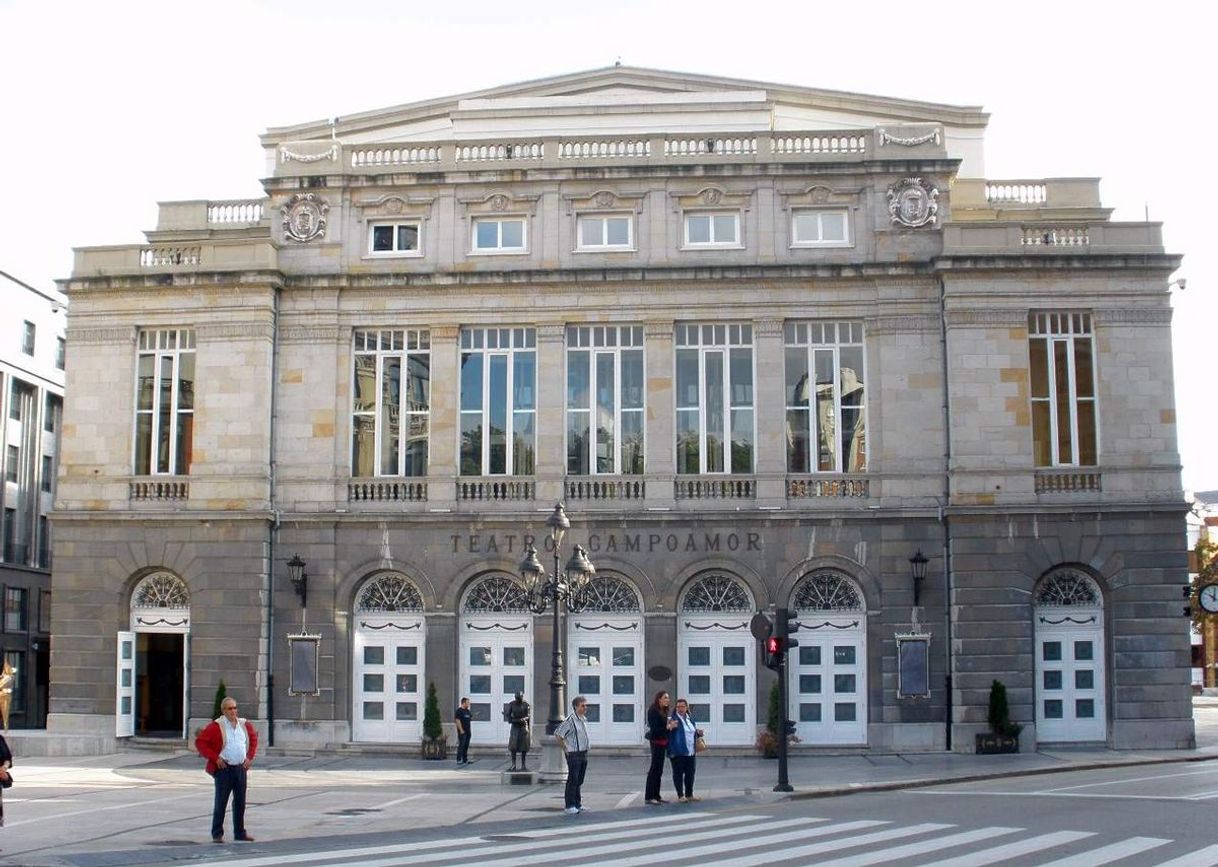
left=767, top=679, right=782, bottom=736
left=212, top=680, right=227, bottom=719
left=987, top=679, right=1023, bottom=737
left=423, top=681, right=443, bottom=740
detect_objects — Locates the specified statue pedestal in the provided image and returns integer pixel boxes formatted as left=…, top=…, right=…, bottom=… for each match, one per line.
left=501, top=769, right=536, bottom=785
left=537, top=738, right=568, bottom=784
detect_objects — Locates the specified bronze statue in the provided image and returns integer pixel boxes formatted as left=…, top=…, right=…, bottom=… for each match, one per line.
left=505, top=692, right=531, bottom=771
left=0, top=661, right=15, bottom=732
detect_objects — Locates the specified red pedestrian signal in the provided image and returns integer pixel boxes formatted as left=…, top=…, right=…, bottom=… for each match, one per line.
left=764, top=635, right=784, bottom=670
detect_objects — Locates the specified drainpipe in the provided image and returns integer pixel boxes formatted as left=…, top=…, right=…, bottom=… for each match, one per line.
left=938, top=276, right=955, bottom=752
left=266, top=286, right=282, bottom=746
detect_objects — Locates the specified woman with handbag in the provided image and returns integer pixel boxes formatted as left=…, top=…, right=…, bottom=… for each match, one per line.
left=644, top=691, right=675, bottom=805
left=666, top=697, right=704, bottom=802
left=0, top=732, right=12, bottom=826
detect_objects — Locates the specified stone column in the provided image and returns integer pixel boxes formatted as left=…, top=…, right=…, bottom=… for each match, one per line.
left=535, top=323, right=566, bottom=505
left=427, top=325, right=459, bottom=509
left=644, top=319, right=675, bottom=509
left=754, top=318, right=787, bottom=506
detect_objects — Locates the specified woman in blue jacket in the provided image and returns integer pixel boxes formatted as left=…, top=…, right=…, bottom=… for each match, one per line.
left=666, top=697, right=704, bottom=802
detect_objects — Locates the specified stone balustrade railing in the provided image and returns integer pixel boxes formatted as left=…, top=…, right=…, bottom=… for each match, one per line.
left=565, top=476, right=646, bottom=501
left=943, top=222, right=1162, bottom=255
left=456, top=477, right=536, bottom=502
left=1035, top=471, right=1102, bottom=493
left=675, top=476, right=756, bottom=500
left=207, top=200, right=265, bottom=224
left=130, top=479, right=189, bottom=501
left=953, top=178, right=1104, bottom=213
left=787, top=476, right=870, bottom=498
left=73, top=240, right=278, bottom=277
left=348, top=479, right=427, bottom=502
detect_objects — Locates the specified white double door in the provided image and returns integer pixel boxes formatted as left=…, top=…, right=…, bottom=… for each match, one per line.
left=678, top=621, right=755, bottom=745
left=1035, top=617, right=1106, bottom=742
left=567, top=619, right=644, bottom=746
left=460, top=617, right=532, bottom=745
left=352, top=618, right=426, bottom=743
left=788, top=620, right=867, bottom=745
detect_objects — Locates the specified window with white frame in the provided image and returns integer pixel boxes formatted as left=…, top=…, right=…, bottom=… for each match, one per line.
left=368, top=221, right=422, bottom=256
left=134, top=328, right=195, bottom=475
left=21, top=321, right=35, bottom=355
left=784, top=321, right=867, bottom=473
left=460, top=327, right=536, bottom=476
left=352, top=329, right=430, bottom=477
left=684, top=211, right=740, bottom=247
left=791, top=209, right=851, bottom=247
left=567, top=325, right=644, bottom=476
left=576, top=214, right=633, bottom=250
left=1029, top=312, right=1097, bottom=467
left=472, top=217, right=527, bottom=253
left=675, top=323, right=754, bottom=474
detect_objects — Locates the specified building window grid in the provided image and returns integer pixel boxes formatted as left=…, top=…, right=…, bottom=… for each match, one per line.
left=675, top=323, right=755, bottom=475
left=460, top=327, right=536, bottom=476
left=471, top=217, right=527, bottom=253
left=791, top=209, right=851, bottom=247
left=21, top=321, right=35, bottom=356
left=784, top=321, right=867, bottom=474
left=40, top=454, right=53, bottom=492
left=683, top=211, right=740, bottom=247
left=576, top=214, right=633, bottom=250
left=4, top=446, right=15, bottom=483
left=4, top=587, right=26, bottom=632
left=566, top=325, right=645, bottom=476
left=352, top=329, right=431, bottom=478
left=368, top=221, right=422, bottom=256
left=56, top=336, right=66, bottom=370
left=1029, top=312, right=1097, bottom=467
left=133, top=328, right=196, bottom=476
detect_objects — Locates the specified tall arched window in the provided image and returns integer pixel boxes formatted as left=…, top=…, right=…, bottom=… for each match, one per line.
left=355, top=572, right=424, bottom=612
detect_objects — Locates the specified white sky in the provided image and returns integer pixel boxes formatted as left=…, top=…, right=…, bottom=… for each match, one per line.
left=1, top=0, right=1210, bottom=489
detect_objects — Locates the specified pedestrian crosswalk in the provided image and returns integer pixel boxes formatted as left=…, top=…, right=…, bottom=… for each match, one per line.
left=196, top=810, right=1217, bottom=867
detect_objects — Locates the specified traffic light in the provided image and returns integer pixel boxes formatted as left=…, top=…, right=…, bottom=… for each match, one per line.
left=764, top=635, right=784, bottom=670
left=784, top=719, right=797, bottom=736
left=775, top=607, right=801, bottom=648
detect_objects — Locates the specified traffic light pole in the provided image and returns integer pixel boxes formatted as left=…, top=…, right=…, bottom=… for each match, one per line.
left=775, top=651, right=793, bottom=792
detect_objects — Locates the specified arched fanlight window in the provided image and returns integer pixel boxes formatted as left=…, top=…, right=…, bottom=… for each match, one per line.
left=356, top=572, right=424, bottom=613
left=579, top=574, right=642, bottom=613
left=131, top=572, right=190, bottom=609
left=680, top=573, right=752, bottom=613
left=463, top=574, right=531, bottom=613
left=792, top=571, right=864, bottom=612
left=1035, top=570, right=1102, bottom=607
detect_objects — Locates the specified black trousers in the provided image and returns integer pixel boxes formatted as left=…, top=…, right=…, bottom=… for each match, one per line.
left=645, top=744, right=666, bottom=800
left=564, top=750, right=588, bottom=808
left=210, top=765, right=248, bottom=838
left=670, top=754, right=696, bottom=798
left=456, top=731, right=471, bottom=762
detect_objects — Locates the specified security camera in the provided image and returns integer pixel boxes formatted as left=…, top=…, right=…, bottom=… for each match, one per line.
left=1177, top=278, right=1188, bottom=291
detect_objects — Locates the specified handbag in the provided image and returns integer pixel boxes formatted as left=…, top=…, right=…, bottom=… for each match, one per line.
left=0, top=771, right=12, bottom=789
left=694, top=736, right=707, bottom=753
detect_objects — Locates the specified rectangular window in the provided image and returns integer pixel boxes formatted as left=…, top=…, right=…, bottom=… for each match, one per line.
left=576, top=214, right=633, bottom=250
left=56, top=336, right=66, bottom=370
left=1, top=509, right=14, bottom=563
left=4, top=446, right=15, bottom=483
left=351, top=329, right=430, bottom=477
left=134, top=328, right=195, bottom=475
left=21, top=321, right=35, bottom=355
left=1029, top=312, right=1097, bottom=467
left=39, top=589, right=51, bottom=632
left=368, top=221, right=422, bottom=256
left=41, top=455, right=53, bottom=492
left=683, top=212, right=740, bottom=247
left=459, top=327, right=536, bottom=476
left=471, top=218, right=526, bottom=253
left=9, top=380, right=33, bottom=421
left=675, top=323, right=754, bottom=474
left=784, top=321, right=867, bottom=473
left=791, top=209, right=851, bottom=247
left=566, top=325, right=645, bottom=475
left=37, top=515, right=50, bottom=568
left=44, top=394, right=62, bottom=434
left=4, top=587, right=26, bottom=631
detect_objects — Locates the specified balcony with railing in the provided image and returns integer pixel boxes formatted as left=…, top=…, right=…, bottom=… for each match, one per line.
left=942, top=221, right=1163, bottom=256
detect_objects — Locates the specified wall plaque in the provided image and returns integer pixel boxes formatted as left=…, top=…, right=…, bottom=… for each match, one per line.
left=896, top=632, right=931, bottom=699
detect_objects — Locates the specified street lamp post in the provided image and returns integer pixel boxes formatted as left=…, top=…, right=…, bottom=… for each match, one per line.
left=518, top=503, right=595, bottom=782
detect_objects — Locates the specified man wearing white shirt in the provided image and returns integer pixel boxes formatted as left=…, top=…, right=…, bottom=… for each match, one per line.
left=195, top=696, right=258, bottom=842
left=553, top=695, right=591, bottom=815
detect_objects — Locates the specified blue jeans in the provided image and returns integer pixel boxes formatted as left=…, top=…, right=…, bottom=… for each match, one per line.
left=564, top=750, right=588, bottom=808
left=211, top=765, right=248, bottom=839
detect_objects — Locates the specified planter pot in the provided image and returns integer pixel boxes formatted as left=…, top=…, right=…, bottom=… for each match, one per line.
left=975, top=732, right=1019, bottom=754
left=421, top=736, right=448, bottom=760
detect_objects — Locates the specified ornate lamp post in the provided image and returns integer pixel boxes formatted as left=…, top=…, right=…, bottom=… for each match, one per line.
left=517, top=503, right=595, bottom=782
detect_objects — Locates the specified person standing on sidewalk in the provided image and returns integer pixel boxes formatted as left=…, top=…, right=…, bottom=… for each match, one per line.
left=454, top=697, right=473, bottom=766
left=195, top=696, right=259, bottom=843
left=667, top=697, right=703, bottom=802
left=554, top=695, right=591, bottom=815
left=644, top=691, right=676, bottom=804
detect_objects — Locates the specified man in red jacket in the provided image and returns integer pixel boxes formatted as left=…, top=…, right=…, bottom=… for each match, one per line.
left=195, top=696, right=259, bottom=842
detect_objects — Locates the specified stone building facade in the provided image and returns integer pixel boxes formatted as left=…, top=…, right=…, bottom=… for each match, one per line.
left=50, top=68, right=1191, bottom=752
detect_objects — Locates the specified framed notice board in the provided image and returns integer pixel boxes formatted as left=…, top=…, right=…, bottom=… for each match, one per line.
left=287, top=633, right=322, bottom=696
left=896, top=633, right=931, bottom=699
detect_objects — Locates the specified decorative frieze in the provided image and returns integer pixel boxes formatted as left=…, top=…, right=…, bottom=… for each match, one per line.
left=353, top=194, right=436, bottom=219
left=280, top=325, right=346, bottom=344
left=668, top=185, right=753, bottom=213
left=754, top=319, right=784, bottom=338
left=1092, top=308, right=1173, bottom=326
left=279, top=142, right=339, bottom=165
left=561, top=188, right=647, bottom=215
left=878, top=127, right=942, bottom=147
left=644, top=320, right=675, bottom=340
left=867, top=315, right=940, bottom=335
left=65, top=326, right=138, bottom=346
left=196, top=322, right=274, bottom=342
left=457, top=190, right=541, bottom=216
left=778, top=184, right=862, bottom=211
left=944, top=309, right=1028, bottom=328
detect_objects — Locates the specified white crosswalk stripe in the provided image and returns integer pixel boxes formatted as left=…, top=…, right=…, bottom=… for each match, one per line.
left=196, top=809, right=1218, bottom=867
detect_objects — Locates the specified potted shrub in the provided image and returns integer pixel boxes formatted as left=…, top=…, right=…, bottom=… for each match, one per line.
left=421, top=681, right=447, bottom=760
left=755, top=681, right=790, bottom=759
left=975, top=679, right=1022, bottom=754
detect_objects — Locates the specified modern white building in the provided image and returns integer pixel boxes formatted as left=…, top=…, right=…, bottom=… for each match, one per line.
left=49, top=68, right=1191, bottom=753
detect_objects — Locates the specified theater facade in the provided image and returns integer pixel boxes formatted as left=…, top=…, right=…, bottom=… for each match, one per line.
left=49, top=67, right=1192, bottom=752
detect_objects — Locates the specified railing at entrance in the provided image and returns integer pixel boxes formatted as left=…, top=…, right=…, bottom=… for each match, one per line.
left=348, top=479, right=428, bottom=502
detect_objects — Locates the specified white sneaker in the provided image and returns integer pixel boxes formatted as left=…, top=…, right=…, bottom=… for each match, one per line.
left=564, top=807, right=579, bottom=815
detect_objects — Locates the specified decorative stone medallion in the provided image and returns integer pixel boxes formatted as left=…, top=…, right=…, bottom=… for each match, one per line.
left=700, top=188, right=723, bottom=206
left=886, top=177, right=939, bottom=228
left=593, top=191, right=615, bottom=208
left=281, top=193, right=329, bottom=242
left=489, top=194, right=510, bottom=211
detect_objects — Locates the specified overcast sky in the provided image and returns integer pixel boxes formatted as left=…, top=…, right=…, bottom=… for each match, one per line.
left=1, top=0, right=1209, bottom=490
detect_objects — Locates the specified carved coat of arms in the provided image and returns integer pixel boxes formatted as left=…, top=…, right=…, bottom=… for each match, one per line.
left=282, top=193, right=329, bottom=242
left=887, top=177, right=939, bottom=228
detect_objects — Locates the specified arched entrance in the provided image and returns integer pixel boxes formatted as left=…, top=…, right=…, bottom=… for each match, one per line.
left=459, top=574, right=533, bottom=745
left=677, top=572, right=756, bottom=745
left=789, top=570, right=868, bottom=745
left=118, top=572, right=190, bottom=738
left=1034, top=569, right=1107, bottom=743
left=568, top=574, right=644, bottom=746
left=351, top=572, right=427, bottom=743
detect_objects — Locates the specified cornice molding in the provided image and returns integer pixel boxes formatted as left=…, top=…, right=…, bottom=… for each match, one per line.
left=280, top=325, right=346, bottom=344
left=777, top=184, right=863, bottom=211
left=668, top=185, right=753, bottom=212
left=457, top=190, right=542, bottom=217
left=1093, top=307, right=1173, bottom=325
left=65, top=326, right=137, bottom=345
left=945, top=309, right=1027, bottom=328
left=561, top=188, right=647, bottom=216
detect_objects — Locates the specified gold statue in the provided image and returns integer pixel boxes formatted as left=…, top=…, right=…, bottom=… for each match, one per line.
left=0, top=660, right=16, bottom=731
